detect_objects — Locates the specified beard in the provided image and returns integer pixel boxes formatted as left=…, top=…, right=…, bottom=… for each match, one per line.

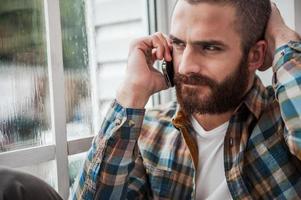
left=174, top=56, right=250, bottom=115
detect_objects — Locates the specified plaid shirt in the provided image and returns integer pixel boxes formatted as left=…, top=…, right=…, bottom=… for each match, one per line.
left=73, top=41, right=301, bottom=200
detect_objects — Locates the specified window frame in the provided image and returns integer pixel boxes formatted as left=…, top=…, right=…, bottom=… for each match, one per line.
left=0, top=0, right=153, bottom=199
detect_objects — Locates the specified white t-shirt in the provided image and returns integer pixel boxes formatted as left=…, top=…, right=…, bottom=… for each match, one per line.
left=190, top=117, right=233, bottom=200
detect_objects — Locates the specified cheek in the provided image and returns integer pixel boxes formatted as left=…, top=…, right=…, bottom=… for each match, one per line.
left=208, top=57, right=242, bottom=81
left=210, top=62, right=228, bottom=76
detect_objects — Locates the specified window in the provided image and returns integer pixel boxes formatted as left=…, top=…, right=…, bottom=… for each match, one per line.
left=0, top=0, right=153, bottom=198
left=0, top=0, right=50, bottom=152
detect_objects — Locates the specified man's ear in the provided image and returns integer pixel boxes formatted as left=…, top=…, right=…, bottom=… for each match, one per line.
left=247, top=40, right=268, bottom=72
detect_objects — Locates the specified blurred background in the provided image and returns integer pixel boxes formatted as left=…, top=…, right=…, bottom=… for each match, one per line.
left=0, top=0, right=300, bottom=199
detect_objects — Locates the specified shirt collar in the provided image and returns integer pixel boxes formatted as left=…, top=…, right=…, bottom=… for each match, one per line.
left=239, top=76, right=272, bottom=120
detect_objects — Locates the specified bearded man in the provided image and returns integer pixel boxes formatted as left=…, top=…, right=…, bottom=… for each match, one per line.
left=74, top=0, right=301, bottom=199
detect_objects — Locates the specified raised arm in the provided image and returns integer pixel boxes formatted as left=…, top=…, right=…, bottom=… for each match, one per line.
left=72, top=33, right=172, bottom=199
left=264, top=3, right=301, bottom=160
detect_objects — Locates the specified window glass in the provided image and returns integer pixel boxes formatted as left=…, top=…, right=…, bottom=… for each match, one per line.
left=0, top=0, right=151, bottom=195
left=68, top=152, right=87, bottom=189
left=60, top=0, right=93, bottom=140
left=17, top=160, right=57, bottom=190
left=0, top=0, right=51, bottom=152
left=59, top=0, right=92, bottom=140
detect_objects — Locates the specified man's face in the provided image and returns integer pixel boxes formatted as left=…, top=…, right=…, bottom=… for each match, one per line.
left=170, top=1, right=251, bottom=115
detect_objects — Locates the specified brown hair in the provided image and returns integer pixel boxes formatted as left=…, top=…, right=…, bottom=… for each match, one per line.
left=183, top=0, right=271, bottom=53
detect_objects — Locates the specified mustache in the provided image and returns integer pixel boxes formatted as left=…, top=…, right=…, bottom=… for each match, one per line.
left=174, top=73, right=216, bottom=88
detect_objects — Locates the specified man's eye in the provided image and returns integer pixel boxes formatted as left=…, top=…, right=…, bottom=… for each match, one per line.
left=203, top=45, right=221, bottom=51
left=172, top=41, right=185, bottom=49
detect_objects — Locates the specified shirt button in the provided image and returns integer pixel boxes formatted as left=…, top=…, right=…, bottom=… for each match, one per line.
left=128, top=120, right=135, bottom=128
left=281, top=50, right=285, bottom=56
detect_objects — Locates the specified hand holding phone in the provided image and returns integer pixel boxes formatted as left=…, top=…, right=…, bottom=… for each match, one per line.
left=116, top=33, right=172, bottom=108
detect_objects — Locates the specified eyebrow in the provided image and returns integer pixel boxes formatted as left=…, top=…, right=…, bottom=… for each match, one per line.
left=169, top=34, right=229, bottom=49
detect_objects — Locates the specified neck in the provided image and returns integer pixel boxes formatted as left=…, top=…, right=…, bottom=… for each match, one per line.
left=193, top=111, right=232, bottom=131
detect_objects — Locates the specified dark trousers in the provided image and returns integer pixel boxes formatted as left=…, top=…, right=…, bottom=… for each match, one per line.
left=0, top=167, right=63, bottom=200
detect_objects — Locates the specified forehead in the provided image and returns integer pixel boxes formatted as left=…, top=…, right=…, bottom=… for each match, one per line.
left=170, top=1, right=241, bottom=46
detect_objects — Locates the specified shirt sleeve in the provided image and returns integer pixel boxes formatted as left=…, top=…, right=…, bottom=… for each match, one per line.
left=273, top=41, right=301, bottom=160
left=72, top=100, right=150, bottom=199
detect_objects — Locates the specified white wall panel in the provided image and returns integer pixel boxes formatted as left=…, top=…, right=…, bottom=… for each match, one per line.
left=96, top=37, right=131, bottom=63
left=94, top=0, right=144, bottom=26
left=92, top=0, right=149, bottom=106
left=96, top=21, right=146, bottom=39
left=295, top=0, right=301, bottom=34
left=97, top=63, right=126, bottom=99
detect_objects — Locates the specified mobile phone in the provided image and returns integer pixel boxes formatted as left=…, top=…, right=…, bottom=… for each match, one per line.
left=161, top=60, right=174, bottom=87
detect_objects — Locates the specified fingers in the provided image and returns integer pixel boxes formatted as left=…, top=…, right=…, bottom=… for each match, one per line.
left=265, top=2, right=299, bottom=49
left=270, top=2, right=284, bottom=24
left=130, top=32, right=172, bottom=62
left=271, top=2, right=280, bottom=15
left=153, top=32, right=172, bottom=61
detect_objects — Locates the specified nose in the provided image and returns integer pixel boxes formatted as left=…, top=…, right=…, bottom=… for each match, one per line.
left=178, top=46, right=200, bottom=75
